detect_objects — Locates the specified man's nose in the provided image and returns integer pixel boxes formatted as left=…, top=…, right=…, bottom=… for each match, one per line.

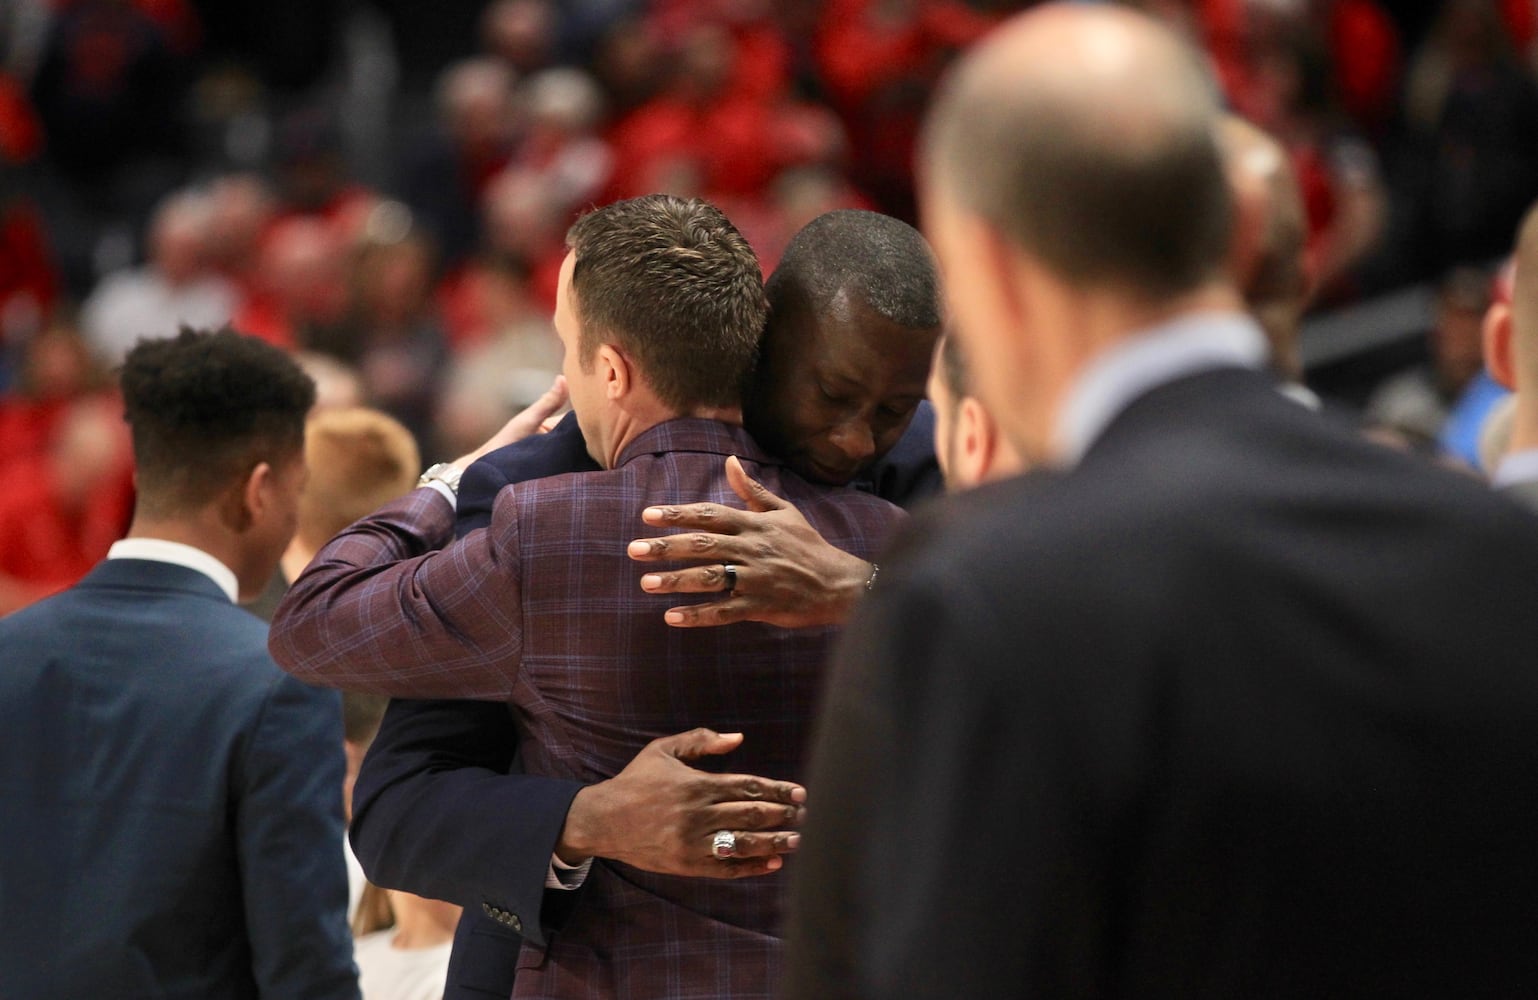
left=829, top=419, right=877, bottom=463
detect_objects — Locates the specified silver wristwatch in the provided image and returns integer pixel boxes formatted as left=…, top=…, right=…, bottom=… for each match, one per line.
left=417, top=462, right=464, bottom=496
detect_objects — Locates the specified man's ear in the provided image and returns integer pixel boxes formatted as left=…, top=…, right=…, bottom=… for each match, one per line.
left=221, top=462, right=270, bottom=533
left=1485, top=302, right=1516, bottom=391
left=596, top=344, right=631, bottom=400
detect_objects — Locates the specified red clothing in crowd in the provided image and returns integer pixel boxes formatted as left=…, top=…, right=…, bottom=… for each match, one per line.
left=0, top=454, right=134, bottom=611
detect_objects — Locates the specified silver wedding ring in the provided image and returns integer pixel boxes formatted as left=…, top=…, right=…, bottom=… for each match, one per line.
left=711, top=830, right=737, bottom=860
left=722, top=563, right=737, bottom=595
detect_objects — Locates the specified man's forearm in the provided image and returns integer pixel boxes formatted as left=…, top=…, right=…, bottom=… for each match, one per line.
left=269, top=489, right=524, bottom=700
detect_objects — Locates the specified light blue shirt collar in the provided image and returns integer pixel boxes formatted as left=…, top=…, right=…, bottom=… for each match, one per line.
left=1494, top=448, right=1538, bottom=489
left=1054, top=311, right=1269, bottom=466
left=107, top=538, right=240, bottom=603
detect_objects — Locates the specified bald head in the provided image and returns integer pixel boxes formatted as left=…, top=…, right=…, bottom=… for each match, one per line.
left=921, top=4, right=1232, bottom=299
left=1221, top=115, right=1309, bottom=379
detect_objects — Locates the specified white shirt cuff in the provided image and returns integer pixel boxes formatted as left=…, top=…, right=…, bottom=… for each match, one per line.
left=546, top=854, right=593, bottom=890
left=422, top=480, right=458, bottom=507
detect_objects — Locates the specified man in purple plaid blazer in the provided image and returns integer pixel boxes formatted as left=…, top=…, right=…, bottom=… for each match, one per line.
left=270, top=194, right=903, bottom=999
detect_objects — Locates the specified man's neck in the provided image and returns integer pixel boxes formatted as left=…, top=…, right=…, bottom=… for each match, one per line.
left=127, top=513, right=242, bottom=583
left=1021, top=281, right=1247, bottom=465
left=598, top=403, right=744, bottom=469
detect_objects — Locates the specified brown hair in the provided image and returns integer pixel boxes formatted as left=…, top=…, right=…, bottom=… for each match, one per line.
left=565, top=195, right=766, bottom=410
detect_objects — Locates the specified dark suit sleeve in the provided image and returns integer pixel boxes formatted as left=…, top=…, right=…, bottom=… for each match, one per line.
left=456, top=413, right=599, bottom=537
left=237, top=675, right=359, bottom=999
left=350, top=698, right=584, bottom=947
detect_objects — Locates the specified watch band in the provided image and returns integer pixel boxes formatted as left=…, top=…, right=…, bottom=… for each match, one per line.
left=417, top=462, right=464, bottom=495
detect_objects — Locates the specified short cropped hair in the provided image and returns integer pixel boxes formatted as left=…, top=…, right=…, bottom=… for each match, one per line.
left=121, top=327, right=315, bottom=515
left=923, top=28, right=1231, bottom=299
left=566, top=195, right=766, bottom=410
left=297, top=407, right=421, bottom=549
left=765, top=209, right=942, bottom=333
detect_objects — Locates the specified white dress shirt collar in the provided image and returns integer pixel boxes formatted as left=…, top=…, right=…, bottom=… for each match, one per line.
left=107, top=538, right=240, bottom=603
left=1054, top=310, right=1269, bottom=466
left=1494, top=448, right=1538, bottom=489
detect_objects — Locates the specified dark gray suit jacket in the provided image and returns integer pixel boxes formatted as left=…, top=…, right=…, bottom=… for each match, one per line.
left=0, top=558, right=358, bottom=999
left=785, top=366, right=1538, bottom=998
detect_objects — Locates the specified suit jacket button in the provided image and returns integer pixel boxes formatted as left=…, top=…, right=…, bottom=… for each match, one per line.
left=482, top=902, right=493, bottom=915
left=511, top=915, right=523, bottom=932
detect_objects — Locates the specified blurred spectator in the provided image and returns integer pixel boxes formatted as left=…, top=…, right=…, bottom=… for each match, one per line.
left=588, top=13, right=669, bottom=119
left=465, top=166, right=571, bottom=316
left=1221, top=113, right=1311, bottom=382
left=0, top=393, right=134, bottom=615
left=348, top=673, right=458, bottom=1000
left=1325, top=0, right=1402, bottom=133
left=1365, top=264, right=1505, bottom=464
left=0, top=196, right=60, bottom=384
left=246, top=404, right=419, bottom=621
left=512, top=67, right=613, bottom=214
left=432, top=64, right=614, bottom=332
left=434, top=287, right=561, bottom=457
left=352, top=884, right=459, bottom=1000
left=813, top=0, right=1002, bottom=218
left=334, top=224, right=450, bottom=451
left=231, top=215, right=349, bottom=351
left=604, top=20, right=782, bottom=201
left=204, top=173, right=277, bottom=300
left=342, top=669, right=454, bottom=1000
left=399, top=58, right=518, bottom=268
left=1395, top=0, right=1538, bottom=277
left=272, top=106, right=376, bottom=223
left=0, top=322, right=107, bottom=469
left=79, top=189, right=239, bottom=364
left=1228, top=2, right=1387, bottom=300
left=481, top=0, right=557, bottom=74
left=296, top=351, right=368, bottom=414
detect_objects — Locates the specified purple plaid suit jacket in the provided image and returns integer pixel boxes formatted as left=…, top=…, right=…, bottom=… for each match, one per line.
left=271, top=418, right=903, bottom=1000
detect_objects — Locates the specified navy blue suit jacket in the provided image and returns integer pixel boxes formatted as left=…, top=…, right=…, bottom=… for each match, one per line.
left=350, top=406, right=939, bottom=998
left=0, top=558, right=358, bottom=1000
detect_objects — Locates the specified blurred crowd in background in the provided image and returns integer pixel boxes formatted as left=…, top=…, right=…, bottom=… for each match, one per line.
left=3, top=0, right=1538, bottom=613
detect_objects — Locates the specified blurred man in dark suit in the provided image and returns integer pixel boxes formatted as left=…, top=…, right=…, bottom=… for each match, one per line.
left=784, top=5, right=1538, bottom=997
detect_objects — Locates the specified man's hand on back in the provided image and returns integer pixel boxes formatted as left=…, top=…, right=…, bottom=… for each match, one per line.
left=557, top=728, right=806, bottom=878
left=628, top=456, right=873, bottom=629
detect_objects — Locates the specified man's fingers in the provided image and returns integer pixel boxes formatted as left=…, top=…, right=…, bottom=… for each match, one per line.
left=507, top=375, right=569, bottom=437
left=704, top=774, right=807, bottom=808
left=707, top=830, right=802, bottom=860
left=639, top=564, right=741, bottom=595
left=638, top=502, right=749, bottom=532
left=724, top=455, right=789, bottom=513
left=662, top=600, right=747, bottom=627
left=627, top=531, right=738, bottom=563
left=651, top=727, right=744, bottom=762
left=528, top=375, right=570, bottom=423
